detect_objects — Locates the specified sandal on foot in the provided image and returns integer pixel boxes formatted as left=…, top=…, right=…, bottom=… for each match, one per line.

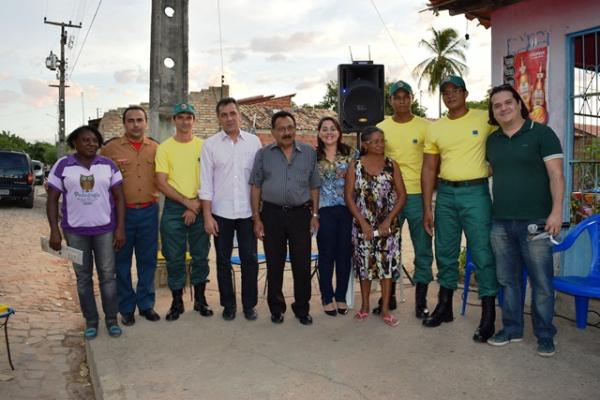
left=84, top=327, right=97, bottom=340
left=354, top=311, right=369, bottom=321
left=107, top=324, right=122, bottom=338
left=382, top=315, right=399, bottom=327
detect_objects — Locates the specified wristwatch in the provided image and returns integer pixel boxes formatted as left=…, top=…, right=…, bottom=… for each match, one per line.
left=312, top=213, right=319, bottom=218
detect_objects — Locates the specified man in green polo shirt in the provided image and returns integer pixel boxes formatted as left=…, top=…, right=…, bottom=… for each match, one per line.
left=376, top=80, right=433, bottom=319
left=485, top=84, right=564, bottom=357
left=421, top=76, right=499, bottom=343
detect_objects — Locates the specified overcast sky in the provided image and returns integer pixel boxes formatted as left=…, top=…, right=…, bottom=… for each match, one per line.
left=0, top=0, right=491, bottom=143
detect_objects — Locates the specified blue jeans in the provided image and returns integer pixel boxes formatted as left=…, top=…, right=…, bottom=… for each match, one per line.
left=213, top=215, right=258, bottom=310
left=115, top=203, right=158, bottom=314
left=64, top=231, right=118, bottom=327
left=490, top=219, right=557, bottom=340
left=317, top=205, right=352, bottom=305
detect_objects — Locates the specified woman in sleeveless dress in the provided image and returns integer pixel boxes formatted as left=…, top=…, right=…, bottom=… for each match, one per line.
left=345, top=126, right=407, bottom=326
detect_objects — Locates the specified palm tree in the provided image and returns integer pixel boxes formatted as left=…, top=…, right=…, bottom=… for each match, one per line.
left=413, top=27, right=468, bottom=117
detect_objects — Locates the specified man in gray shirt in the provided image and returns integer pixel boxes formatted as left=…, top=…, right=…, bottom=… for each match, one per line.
left=250, top=110, right=320, bottom=325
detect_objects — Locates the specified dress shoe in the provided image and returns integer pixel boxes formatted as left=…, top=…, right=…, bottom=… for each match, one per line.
left=271, top=313, right=284, bottom=324
left=222, top=307, right=236, bottom=321
left=139, top=308, right=161, bottom=322
left=243, top=308, right=258, bottom=321
left=324, top=309, right=337, bottom=317
left=121, top=313, right=135, bottom=326
left=337, top=307, right=349, bottom=315
left=296, top=314, right=313, bottom=326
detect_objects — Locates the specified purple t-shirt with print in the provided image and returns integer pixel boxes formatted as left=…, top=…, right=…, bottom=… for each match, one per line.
left=48, top=155, right=123, bottom=235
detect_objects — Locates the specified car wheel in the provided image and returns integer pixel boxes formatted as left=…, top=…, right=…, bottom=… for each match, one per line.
left=23, top=191, right=34, bottom=209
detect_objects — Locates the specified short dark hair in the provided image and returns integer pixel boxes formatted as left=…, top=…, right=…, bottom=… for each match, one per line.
left=215, top=97, right=239, bottom=115
left=316, top=117, right=351, bottom=161
left=66, top=125, right=104, bottom=149
left=122, top=106, right=147, bottom=124
left=359, top=126, right=384, bottom=155
left=488, top=84, right=529, bottom=126
left=271, top=110, right=296, bottom=129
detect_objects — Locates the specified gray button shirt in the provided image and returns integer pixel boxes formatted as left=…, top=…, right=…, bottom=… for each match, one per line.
left=249, top=141, right=321, bottom=206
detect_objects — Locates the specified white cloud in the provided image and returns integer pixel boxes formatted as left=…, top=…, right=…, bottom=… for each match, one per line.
left=19, top=78, right=55, bottom=108
left=250, top=32, right=320, bottom=53
left=0, top=89, right=20, bottom=104
left=266, top=54, right=286, bottom=62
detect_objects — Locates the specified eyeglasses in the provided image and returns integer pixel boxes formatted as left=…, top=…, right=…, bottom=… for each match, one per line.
left=442, top=88, right=464, bottom=96
left=363, top=139, right=386, bottom=145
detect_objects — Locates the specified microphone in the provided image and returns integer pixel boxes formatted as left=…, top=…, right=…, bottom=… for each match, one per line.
left=527, top=222, right=570, bottom=234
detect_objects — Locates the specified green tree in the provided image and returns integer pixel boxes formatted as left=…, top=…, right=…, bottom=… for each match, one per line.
left=413, top=27, right=468, bottom=117
left=316, top=80, right=427, bottom=118
left=465, top=88, right=491, bottom=111
left=0, top=130, right=28, bottom=151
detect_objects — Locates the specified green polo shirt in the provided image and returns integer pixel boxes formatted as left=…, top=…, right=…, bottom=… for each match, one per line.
left=486, top=119, right=563, bottom=220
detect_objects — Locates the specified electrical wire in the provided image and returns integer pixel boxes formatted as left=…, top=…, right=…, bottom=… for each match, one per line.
left=368, top=0, right=410, bottom=71
left=68, top=0, right=102, bottom=78
left=216, top=0, right=225, bottom=85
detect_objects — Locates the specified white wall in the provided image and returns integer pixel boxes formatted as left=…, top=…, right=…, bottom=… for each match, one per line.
left=491, top=0, right=600, bottom=145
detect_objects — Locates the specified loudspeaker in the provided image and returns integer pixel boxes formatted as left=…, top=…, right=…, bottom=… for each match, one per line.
left=338, top=62, right=385, bottom=133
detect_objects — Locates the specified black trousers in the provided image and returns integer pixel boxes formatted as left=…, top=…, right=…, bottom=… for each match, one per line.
left=261, top=202, right=312, bottom=317
left=213, top=215, right=258, bottom=310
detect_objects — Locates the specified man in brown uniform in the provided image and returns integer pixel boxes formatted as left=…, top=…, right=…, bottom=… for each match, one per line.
left=101, top=106, right=161, bottom=326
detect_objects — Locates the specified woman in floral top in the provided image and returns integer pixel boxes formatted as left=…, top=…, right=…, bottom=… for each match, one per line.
left=316, top=117, right=355, bottom=316
left=345, top=126, right=406, bottom=327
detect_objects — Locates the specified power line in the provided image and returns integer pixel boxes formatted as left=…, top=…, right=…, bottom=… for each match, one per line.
left=69, top=0, right=102, bottom=78
left=368, top=0, right=410, bottom=72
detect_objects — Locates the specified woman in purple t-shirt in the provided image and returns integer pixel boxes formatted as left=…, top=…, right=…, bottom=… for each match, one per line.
left=47, top=125, right=125, bottom=340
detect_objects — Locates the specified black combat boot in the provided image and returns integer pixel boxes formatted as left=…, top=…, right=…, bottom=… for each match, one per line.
left=165, top=289, right=184, bottom=321
left=423, top=286, right=454, bottom=327
left=193, top=282, right=213, bottom=317
left=372, top=282, right=397, bottom=315
left=415, top=282, right=429, bottom=319
left=473, top=296, right=496, bottom=342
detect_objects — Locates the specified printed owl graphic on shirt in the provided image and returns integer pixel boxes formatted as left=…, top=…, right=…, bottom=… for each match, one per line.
left=80, top=174, right=95, bottom=192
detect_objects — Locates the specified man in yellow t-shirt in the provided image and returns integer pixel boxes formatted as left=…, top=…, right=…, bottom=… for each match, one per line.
left=155, top=103, right=213, bottom=321
left=421, top=76, right=499, bottom=343
left=375, top=80, right=433, bottom=319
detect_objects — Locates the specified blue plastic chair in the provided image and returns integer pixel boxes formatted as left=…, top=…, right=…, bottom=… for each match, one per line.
left=0, top=307, right=15, bottom=370
left=461, top=247, right=527, bottom=316
left=553, top=213, right=600, bottom=329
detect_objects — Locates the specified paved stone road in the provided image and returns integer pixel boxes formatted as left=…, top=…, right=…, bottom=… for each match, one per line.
left=0, top=187, right=94, bottom=399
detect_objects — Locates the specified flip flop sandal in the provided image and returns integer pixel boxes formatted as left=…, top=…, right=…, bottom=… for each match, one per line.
left=382, top=315, right=399, bottom=327
left=84, top=327, right=97, bottom=340
left=107, top=325, right=122, bottom=338
left=354, top=311, right=369, bottom=322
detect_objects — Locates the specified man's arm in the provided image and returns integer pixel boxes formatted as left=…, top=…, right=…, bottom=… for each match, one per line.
left=544, top=158, right=565, bottom=236
left=421, top=153, right=440, bottom=236
left=111, top=184, right=126, bottom=250
left=155, top=172, right=200, bottom=213
left=199, top=143, right=218, bottom=235
left=251, top=185, right=264, bottom=240
left=310, top=187, right=319, bottom=234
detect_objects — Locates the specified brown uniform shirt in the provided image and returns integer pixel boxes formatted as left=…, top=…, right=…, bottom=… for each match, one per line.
left=101, top=135, right=159, bottom=204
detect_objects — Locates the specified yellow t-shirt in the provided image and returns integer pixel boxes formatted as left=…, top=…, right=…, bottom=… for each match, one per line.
left=155, top=136, right=203, bottom=198
left=378, top=115, right=430, bottom=194
left=424, top=109, right=494, bottom=181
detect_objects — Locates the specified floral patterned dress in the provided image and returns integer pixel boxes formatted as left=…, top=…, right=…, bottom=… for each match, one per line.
left=351, top=157, right=401, bottom=280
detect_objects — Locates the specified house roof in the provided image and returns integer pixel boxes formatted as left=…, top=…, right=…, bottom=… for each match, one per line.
left=424, top=0, right=524, bottom=28
left=239, top=105, right=337, bottom=131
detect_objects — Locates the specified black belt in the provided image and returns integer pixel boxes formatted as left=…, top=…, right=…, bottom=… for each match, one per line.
left=262, top=201, right=310, bottom=212
left=438, top=177, right=488, bottom=187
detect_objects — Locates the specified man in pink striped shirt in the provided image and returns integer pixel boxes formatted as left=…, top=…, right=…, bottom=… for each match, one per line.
left=200, top=97, right=262, bottom=321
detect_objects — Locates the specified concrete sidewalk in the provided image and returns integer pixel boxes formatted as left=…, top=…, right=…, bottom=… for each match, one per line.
left=87, top=278, right=600, bottom=400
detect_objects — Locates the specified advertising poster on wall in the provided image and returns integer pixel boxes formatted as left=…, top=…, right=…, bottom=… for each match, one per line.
left=512, top=46, right=549, bottom=124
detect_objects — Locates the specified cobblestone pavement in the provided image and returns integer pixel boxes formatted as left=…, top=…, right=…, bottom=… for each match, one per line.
left=0, top=187, right=94, bottom=399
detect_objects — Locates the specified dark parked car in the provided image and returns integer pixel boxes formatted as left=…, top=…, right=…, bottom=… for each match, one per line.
left=0, top=149, right=35, bottom=208
left=31, top=159, right=44, bottom=185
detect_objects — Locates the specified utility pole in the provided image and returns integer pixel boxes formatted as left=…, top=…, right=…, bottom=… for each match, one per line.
left=44, top=18, right=81, bottom=157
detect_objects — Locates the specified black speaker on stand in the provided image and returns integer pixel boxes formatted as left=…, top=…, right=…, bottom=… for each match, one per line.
left=338, top=62, right=385, bottom=136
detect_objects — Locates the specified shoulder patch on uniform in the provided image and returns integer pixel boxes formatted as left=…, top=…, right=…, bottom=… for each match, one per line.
left=412, top=138, right=418, bottom=144
left=472, top=130, right=479, bottom=136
